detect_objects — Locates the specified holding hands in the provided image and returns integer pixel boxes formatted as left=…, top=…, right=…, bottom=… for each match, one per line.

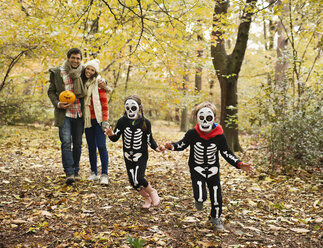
left=105, top=127, right=114, bottom=137
left=164, top=142, right=174, bottom=151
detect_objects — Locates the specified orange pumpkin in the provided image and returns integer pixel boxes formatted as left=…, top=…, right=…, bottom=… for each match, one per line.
left=59, top=90, right=76, bottom=104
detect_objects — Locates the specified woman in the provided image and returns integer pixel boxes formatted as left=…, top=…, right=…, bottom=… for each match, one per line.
left=83, top=59, right=110, bottom=185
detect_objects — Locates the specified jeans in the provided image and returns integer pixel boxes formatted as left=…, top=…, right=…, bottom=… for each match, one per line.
left=59, top=117, right=84, bottom=176
left=85, top=119, right=109, bottom=175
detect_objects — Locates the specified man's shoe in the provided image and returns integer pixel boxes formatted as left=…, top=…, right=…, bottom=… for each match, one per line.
left=88, top=172, right=99, bottom=181
left=66, top=175, right=75, bottom=185
left=211, top=217, right=224, bottom=231
left=100, top=174, right=108, bottom=185
left=195, top=201, right=203, bottom=210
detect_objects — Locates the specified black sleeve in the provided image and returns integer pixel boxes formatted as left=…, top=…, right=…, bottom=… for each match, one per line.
left=108, top=118, right=123, bottom=142
left=146, top=120, right=158, bottom=150
left=218, top=134, right=241, bottom=168
left=172, top=130, right=192, bottom=151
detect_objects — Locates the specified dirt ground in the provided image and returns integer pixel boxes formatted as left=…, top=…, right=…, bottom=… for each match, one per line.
left=0, top=124, right=322, bottom=247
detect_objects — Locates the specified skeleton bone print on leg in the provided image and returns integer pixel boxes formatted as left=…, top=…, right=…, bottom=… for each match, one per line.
left=197, top=181, right=203, bottom=202
left=129, top=166, right=139, bottom=186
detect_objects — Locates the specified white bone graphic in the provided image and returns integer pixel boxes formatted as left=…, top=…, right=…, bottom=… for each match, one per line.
left=194, top=166, right=218, bottom=178
left=130, top=166, right=139, bottom=186
left=177, top=142, right=185, bottom=149
left=133, top=153, right=142, bottom=162
left=194, top=142, right=204, bottom=164
left=147, top=134, right=151, bottom=146
left=215, top=207, right=220, bottom=218
left=124, top=127, right=132, bottom=149
left=213, top=185, right=218, bottom=205
left=207, top=144, right=217, bottom=164
left=133, top=129, right=143, bottom=150
left=208, top=167, right=218, bottom=178
left=124, top=152, right=132, bottom=161
left=114, top=128, right=120, bottom=136
left=197, top=181, right=203, bottom=202
left=223, top=150, right=238, bottom=162
left=194, top=166, right=207, bottom=177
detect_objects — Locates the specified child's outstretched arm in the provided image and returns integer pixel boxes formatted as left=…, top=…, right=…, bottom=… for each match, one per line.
left=165, top=130, right=192, bottom=151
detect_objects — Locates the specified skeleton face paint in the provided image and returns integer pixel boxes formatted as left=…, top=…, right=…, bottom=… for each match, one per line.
left=197, top=107, right=214, bottom=132
left=125, top=99, right=139, bottom=119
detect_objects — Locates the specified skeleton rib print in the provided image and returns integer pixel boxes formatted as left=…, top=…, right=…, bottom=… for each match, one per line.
left=133, top=129, right=143, bottom=150
left=124, top=127, right=132, bottom=149
left=193, top=142, right=217, bottom=165
left=124, top=127, right=143, bottom=150
left=194, top=142, right=204, bottom=164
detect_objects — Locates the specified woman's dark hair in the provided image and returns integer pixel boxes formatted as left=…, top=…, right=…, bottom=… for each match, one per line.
left=125, top=95, right=147, bottom=131
left=67, top=48, right=82, bottom=60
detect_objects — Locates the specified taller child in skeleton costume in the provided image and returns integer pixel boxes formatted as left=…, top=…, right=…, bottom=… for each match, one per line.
left=165, top=102, right=253, bottom=230
left=105, top=95, right=165, bottom=209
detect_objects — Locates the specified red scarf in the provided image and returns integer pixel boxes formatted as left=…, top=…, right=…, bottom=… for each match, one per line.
left=194, top=123, right=223, bottom=140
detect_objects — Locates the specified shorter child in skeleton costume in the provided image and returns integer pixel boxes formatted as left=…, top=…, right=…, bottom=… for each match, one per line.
left=105, top=95, right=165, bottom=209
left=165, top=101, right=253, bottom=231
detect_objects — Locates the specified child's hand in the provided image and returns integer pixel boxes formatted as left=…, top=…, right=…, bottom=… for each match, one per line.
left=156, top=145, right=166, bottom=152
left=164, top=142, right=174, bottom=151
left=240, top=163, right=254, bottom=176
left=105, top=127, right=114, bottom=137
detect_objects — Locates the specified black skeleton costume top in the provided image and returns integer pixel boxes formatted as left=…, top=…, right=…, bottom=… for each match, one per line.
left=172, top=124, right=242, bottom=176
left=108, top=115, right=158, bottom=162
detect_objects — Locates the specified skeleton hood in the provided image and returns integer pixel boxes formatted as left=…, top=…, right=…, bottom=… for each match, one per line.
left=194, top=123, right=223, bottom=140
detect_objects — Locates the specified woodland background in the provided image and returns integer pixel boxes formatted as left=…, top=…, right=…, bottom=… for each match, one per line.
left=0, top=0, right=322, bottom=247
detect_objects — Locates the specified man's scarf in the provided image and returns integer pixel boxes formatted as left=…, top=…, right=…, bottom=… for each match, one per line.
left=62, top=60, right=85, bottom=98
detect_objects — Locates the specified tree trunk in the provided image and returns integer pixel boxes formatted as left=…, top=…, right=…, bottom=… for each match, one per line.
left=211, top=0, right=257, bottom=152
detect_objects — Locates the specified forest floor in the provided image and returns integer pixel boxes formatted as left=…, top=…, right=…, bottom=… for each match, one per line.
left=0, top=123, right=322, bottom=248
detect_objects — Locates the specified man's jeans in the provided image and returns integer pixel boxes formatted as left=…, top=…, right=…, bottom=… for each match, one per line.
left=59, top=117, right=84, bottom=176
left=85, top=119, right=109, bottom=175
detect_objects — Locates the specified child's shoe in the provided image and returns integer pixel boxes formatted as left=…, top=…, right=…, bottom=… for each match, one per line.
left=145, top=184, right=160, bottom=206
left=100, top=174, right=109, bottom=185
left=88, top=172, right=99, bottom=181
left=149, top=189, right=160, bottom=206
left=195, top=201, right=203, bottom=210
left=139, top=188, right=152, bottom=209
left=142, top=195, right=152, bottom=209
left=211, top=217, right=224, bottom=231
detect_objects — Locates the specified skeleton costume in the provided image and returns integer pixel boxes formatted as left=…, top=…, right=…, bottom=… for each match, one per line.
left=171, top=109, right=242, bottom=219
left=108, top=114, right=158, bottom=190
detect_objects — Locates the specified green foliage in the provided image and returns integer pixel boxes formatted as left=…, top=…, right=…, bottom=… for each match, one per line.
left=127, top=237, right=145, bottom=248
left=0, top=96, right=53, bottom=125
left=249, top=82, right=322, bottom=171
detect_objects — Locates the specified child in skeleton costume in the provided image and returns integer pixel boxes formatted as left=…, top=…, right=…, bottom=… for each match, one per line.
left=105, top=95, right=165, bottom=209
left=165, top=102, right=253, bottom=230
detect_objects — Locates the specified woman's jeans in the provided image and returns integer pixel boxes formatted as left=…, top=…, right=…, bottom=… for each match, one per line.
left=59, top=117, right=84, bottom=177
left=85, top=119, right=109, bottom=175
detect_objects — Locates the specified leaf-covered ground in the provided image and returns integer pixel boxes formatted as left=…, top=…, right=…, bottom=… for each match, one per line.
left=0, top=124, right=322, bottom=248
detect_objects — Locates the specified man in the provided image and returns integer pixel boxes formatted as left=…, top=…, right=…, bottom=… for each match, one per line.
left=48, top=48, right=86, bottom=185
